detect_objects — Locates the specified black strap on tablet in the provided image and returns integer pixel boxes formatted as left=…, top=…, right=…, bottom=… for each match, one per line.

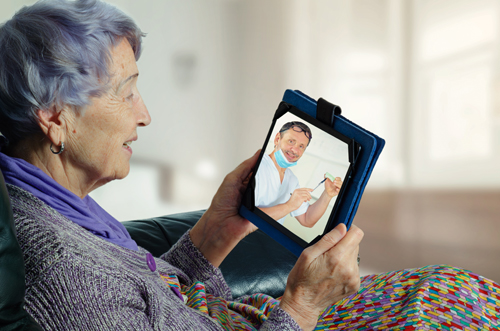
left=317, top=98, right=341, bottom=127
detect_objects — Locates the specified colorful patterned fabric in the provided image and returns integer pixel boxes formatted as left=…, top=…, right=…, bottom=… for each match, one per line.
left=317, top=265, right=500, bottom=330
left=161, top=274, right=279, bottom=330
left=161, top=265, right=500, bottom=330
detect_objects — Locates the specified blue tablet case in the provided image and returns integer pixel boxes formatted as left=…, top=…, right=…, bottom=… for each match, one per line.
left=240, top=89, right=385, bottom=256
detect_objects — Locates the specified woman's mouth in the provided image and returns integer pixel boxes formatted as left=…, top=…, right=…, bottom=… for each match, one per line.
left=123, top=140, right=133, bottom=154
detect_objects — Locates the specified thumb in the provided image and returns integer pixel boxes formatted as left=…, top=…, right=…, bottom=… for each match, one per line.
left=301, top=223, right=347, bottom=261
left=234, top=149, right=261, bottom=180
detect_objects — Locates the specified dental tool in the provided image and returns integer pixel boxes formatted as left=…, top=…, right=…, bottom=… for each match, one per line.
left=311, top=178, right=327, bottom=192
left=312, top=172, right=337, bottom=191
left=290, top=172, right=336, bottom=195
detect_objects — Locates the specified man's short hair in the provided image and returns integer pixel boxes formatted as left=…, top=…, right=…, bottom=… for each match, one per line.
left=279, top=121, right=312, bottom=145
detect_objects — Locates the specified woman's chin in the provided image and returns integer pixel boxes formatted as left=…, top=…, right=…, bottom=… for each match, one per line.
left=112, top=163, right=131, bottom=181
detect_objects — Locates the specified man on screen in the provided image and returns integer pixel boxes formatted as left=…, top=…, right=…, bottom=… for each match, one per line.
left=255, top=121, right=343, bottom=227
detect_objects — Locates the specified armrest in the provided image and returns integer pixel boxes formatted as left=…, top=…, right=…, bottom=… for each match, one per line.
left=123, top=210, right=297, bottom=298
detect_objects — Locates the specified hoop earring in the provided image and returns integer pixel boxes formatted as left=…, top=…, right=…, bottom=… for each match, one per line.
left=50, top=142, right=65, bottom=155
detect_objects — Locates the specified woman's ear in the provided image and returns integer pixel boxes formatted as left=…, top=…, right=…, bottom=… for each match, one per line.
left=37, top=106, right=68, bottom=146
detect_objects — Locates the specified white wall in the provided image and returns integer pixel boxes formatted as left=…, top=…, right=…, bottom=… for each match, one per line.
left=2, top=0, right=500, bottom=221
left=409, top=0, right=500, bottom=188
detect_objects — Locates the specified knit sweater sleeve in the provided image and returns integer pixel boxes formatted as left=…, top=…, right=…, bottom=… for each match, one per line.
left=161, top=231, right=232, bottom=300
left=162, top=232, right=303, bottom=330
left=260, top=306, right=303, bottom=330
left=25, top=259, right=158, bottom=330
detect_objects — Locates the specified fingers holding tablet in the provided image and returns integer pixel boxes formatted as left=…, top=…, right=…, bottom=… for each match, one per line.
left=279, top=223, right=363, bottom=330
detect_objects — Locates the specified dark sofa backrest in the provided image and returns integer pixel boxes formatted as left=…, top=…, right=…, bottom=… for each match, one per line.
left=0, top=170, right=43, bottom=330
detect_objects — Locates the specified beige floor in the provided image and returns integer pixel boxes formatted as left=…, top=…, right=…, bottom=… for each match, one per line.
left=354, top=190, right=500, bottom=283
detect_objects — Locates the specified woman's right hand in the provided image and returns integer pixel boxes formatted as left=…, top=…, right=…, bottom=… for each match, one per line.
left=279, top=224, right=364, bottom=331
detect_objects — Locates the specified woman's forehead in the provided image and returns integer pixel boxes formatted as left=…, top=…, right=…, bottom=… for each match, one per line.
left=109, top=39, right=139, bottom=87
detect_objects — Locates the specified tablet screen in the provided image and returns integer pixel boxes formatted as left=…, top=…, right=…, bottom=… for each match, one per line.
left=244, top=104, right=359, bottom=247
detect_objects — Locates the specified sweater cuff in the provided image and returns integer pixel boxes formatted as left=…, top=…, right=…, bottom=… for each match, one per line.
left=162, top=231, right=232, bottom=300
left=262, top=306, right=303, bottom=331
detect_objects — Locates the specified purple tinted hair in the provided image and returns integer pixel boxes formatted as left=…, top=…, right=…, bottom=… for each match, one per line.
left=0, top=0, right=145, bottom=145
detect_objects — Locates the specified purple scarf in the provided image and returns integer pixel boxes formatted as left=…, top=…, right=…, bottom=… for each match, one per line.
left=0, top=152, right=138, bottom=251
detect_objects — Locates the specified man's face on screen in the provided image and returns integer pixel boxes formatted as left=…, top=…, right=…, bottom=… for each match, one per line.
left=275, top=129, right=310, bottom=163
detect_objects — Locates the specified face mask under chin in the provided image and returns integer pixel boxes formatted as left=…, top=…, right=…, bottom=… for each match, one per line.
left=274, top=149, right=297, bottom=168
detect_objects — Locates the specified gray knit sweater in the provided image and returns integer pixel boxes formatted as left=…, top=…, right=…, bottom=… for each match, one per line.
left=8, top=185, right=302, bottom=330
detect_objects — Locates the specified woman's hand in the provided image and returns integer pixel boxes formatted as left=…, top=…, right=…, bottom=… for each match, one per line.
left=189, top=151, right=260, bottom=267
left=279, top=224, right=363, bottom=330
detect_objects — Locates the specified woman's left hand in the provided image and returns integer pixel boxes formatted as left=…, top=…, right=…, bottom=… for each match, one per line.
left=189, top=150, right=260, bottom=267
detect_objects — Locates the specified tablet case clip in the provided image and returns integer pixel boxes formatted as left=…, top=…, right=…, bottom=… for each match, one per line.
left=317, top=98, right=341, bottom=127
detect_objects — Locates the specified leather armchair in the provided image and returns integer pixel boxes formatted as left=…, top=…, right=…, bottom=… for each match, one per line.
left=0, top=171, right=43, bottom=330
left=0, top=169, right=297, bottom=329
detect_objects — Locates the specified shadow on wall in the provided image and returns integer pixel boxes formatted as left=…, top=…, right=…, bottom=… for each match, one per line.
left=355, top=189, right=500, bottom=283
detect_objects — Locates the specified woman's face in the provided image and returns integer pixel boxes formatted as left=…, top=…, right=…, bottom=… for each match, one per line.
left=65, top=38, right=151, bottom=188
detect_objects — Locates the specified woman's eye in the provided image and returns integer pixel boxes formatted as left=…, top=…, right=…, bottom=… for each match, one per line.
left=126, top=93, right=134, bottom=101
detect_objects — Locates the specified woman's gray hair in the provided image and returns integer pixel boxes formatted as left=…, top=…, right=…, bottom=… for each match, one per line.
left=0, top=0, right=145, bottom=146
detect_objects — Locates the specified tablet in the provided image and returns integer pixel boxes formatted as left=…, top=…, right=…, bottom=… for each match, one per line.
left=239, top=90, right=385, bottom=256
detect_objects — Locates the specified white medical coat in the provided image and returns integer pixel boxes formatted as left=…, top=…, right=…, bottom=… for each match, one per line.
left=254, top=154, right=309, bottom=225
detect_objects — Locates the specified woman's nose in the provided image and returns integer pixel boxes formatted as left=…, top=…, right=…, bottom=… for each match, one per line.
left=136, top=95, right=151, bottom=127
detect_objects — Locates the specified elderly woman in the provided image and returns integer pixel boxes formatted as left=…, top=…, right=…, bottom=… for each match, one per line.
left=0, top=1, right=498, bottom=330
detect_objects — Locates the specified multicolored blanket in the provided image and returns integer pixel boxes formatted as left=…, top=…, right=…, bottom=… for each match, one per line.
left=161, top=265, right=500, bottom=330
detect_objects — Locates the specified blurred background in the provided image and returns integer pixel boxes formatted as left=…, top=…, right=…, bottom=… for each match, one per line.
left=2, top=0, right=500, bottom=282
